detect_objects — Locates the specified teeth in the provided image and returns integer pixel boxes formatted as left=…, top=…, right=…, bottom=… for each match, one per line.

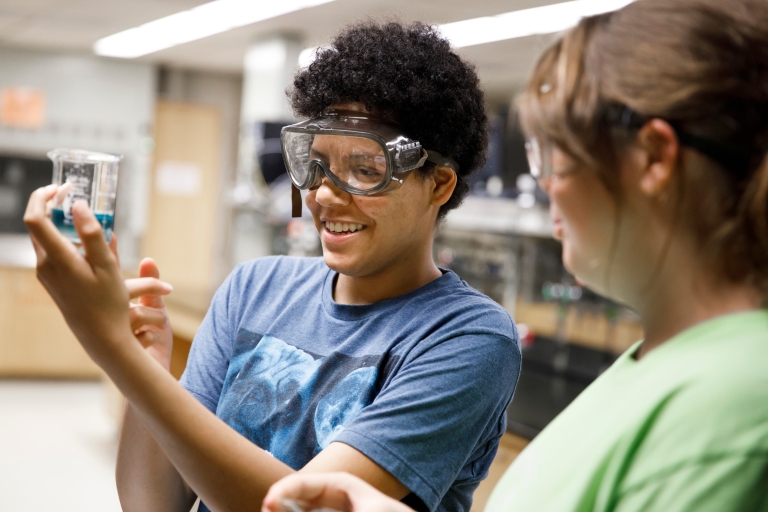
left=324, top=221, right=365, bottom=233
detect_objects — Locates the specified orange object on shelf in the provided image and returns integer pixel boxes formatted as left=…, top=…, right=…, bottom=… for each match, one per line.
left=1, top=87, right=46, bottom=129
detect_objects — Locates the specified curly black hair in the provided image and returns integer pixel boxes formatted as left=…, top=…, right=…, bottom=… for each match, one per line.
left=288, top=21, right=488, bottom=221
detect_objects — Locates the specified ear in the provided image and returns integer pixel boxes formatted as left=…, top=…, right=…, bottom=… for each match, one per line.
left=429, top=166, right=458, bottom=207
left=637, top=119, right=680, bottom=198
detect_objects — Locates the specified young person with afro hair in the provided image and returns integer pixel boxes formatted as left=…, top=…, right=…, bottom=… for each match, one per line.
left=24, top=21, right=520, bottom=512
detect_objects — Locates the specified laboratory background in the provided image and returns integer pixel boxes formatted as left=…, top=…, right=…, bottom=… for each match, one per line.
left=0, top=1, right=641, bottom=510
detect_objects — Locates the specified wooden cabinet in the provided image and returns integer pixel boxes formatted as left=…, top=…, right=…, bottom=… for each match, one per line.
left=0, top=266, right=101, bottom=378
left=514, top=299, right=643, bottom=354
left=140, top=99, right=224, bottom=380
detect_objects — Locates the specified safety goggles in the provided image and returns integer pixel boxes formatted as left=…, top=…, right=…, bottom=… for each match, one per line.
left=525, top=104, right=752, bottom=182
left=281, top=109, right=459, bottom=217
left=524, top=137, right=552, bottom=181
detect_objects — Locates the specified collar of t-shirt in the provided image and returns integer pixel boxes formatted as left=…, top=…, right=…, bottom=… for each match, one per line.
left=321, top=267, right=457, bottom=321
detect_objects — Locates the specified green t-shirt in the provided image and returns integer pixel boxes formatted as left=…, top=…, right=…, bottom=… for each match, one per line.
left=487, top=310, right=768, bottom=512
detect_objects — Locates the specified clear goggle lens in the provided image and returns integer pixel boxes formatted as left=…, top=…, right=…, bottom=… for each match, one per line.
left=282, top=131, right=314, bottom=188
left=283, top=132, right=388, bottom=193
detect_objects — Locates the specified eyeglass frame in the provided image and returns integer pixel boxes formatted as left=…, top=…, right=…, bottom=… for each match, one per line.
left=525, top=103, right=752, bottom=181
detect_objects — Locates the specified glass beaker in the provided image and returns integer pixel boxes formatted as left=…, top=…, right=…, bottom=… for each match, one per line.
left=47, top=149, right=122, bottom=243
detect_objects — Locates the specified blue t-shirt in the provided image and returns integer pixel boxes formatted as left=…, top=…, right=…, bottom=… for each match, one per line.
left=181, top=256, right=521, bottom=512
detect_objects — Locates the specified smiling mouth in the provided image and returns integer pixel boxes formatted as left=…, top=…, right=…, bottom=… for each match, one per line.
left=323, top=221, right=366, bottom=234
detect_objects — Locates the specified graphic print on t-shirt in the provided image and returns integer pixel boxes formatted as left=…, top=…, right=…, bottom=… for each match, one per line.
left=215, top=328, right=382, bottom=469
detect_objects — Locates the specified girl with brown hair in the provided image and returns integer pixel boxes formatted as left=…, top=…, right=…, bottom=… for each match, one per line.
left=261, top=0, right=768, bottom=510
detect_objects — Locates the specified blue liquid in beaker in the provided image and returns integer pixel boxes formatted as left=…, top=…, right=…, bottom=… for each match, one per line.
left=52, top=208, right=114, bottom=243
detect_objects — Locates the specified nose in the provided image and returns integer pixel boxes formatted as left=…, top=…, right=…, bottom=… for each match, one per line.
left=314, top=176, right=352, bottom=208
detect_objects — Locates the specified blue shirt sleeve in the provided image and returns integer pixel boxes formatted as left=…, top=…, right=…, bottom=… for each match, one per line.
left=334, top=328, right=521, bottom=512
left=179, top=269, right=237, bottom=413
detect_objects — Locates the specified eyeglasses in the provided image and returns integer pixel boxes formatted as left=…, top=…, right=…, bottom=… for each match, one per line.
left=524, top=137, right=578, bottom=181
left=525, top=104, right=753, bottom=181
left=525, top=137, right=552, bottom=180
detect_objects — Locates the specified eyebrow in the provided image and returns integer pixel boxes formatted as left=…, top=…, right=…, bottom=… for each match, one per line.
left=311, top=149, right=383, bottom=163
left=310, top=148, right=328, bottom=159
left=348, top=154, right=383, bottom=161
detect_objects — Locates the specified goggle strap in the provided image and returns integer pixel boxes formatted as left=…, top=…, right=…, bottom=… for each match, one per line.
left=415, top=150, right=429, bottom=169
left=425, top=150, right=460, bottom=172
left=291, top=182, right=302, bottom=218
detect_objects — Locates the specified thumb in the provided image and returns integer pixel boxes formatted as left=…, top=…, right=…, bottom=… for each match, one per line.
left=72, top=201, right=115, bottom=271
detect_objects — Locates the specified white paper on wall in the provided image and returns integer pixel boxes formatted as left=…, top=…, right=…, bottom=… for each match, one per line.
left=155, top=161, right=202, bottom=196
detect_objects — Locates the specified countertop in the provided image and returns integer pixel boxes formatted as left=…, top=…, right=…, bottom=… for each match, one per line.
left=0, top=234, right=36, bottom=268
left=444, top=196, right=553, bottom=238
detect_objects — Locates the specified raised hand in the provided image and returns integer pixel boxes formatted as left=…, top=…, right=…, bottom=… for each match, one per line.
left=27, top=185, right=296, bottom=512
left=263, top=473, right=414, bottom=512
left=24, top=185, right=133, bottom=366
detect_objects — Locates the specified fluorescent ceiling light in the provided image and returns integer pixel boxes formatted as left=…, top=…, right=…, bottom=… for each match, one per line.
left=94, top=0, right=335, bottom=58
left=440, top=0, right=635, bottom=48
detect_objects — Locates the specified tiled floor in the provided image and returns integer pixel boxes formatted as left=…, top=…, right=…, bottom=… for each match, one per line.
left=0, top=380, right=122, bottom=511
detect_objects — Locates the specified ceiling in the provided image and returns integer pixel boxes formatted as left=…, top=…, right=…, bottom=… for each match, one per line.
left=0, top=0, right=563, bottom=102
